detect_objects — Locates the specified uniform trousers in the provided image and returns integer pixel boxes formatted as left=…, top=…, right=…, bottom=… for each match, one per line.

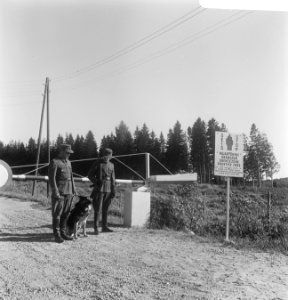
left=51, top=194, right=73, bottom=236
left=92, top=192, right=113, bottom=229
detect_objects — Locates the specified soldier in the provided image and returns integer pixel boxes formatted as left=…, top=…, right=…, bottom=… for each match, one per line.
left=48, top=144, right=77, bottom=243
left=88, top=148, right=116, bottom=234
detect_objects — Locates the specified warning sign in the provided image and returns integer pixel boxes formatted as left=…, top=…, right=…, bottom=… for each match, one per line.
left=214, top=132, right=244, bottom=177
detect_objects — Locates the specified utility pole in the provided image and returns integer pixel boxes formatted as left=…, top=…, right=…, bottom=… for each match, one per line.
left=32, top=78, right=48, bottom=196
left=46, top=78, right=50, bottom=198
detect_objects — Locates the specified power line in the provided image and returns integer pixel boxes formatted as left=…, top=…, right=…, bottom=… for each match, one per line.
left=52, top=11, right=253, bottom=94
left=52, top=6, right=206, bottom=82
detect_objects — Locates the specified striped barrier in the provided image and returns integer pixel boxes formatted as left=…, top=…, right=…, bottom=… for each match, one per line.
left=11, top=174, right=197, bottom=184
left=11, top=175, right=145, bottom=185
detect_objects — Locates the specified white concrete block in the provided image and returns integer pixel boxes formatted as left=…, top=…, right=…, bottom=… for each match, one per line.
left=123, top=191, right=151, bottom=227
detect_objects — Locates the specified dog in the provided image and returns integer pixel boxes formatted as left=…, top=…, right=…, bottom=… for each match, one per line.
left=67, top=196, right=92, bottom=239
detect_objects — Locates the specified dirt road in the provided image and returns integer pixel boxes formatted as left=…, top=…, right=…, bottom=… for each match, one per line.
left=0, top=196, right=287, bottom=300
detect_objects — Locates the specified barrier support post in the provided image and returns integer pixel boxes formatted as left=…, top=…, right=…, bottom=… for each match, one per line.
left=145, top=153, right=150, bottom=181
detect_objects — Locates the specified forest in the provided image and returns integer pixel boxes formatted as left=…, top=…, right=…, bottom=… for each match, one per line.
left=0, top=118, right=280, bottom=185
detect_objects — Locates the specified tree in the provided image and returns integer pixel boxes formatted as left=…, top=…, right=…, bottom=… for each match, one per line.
left=99, top=134, right=116, bottom=156
left=114, top=121, right=134, bottom=155
left=266, top=153, right=280, bottom=187
left=134, top=124, right=151, bottom=153
left=166, top=121, right=189, bottom=173
left=55, top=134, right=64, bottom=148
left=150, top=131, right=161, bottom=158
left=159, top=132, right=166, bottom=157
left=84, top=130, right=98, bottom=158
left=73, top=135, right=86, bottom=174
left=26, top=138, right=37, bottom=164
left=65, top=133, right=74, bottom=146
left=206, top=118, right=221, bottom=182
left=245, top=124, right=279, bottom=187
left=189, top=118, right=209, bottom=183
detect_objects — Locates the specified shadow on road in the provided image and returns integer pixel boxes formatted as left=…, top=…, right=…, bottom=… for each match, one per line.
left=0, top=225, right=54, bottom=242
left=0, top=232, right=54, bottom=242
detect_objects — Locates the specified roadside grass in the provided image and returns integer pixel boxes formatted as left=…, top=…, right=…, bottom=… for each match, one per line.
left=1, top=180, right=288, bottom=253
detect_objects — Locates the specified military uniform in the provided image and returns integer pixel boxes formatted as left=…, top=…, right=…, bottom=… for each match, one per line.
left=88, top=150, right=115, bottom=233
left=48, top=144, right=76, bottom=242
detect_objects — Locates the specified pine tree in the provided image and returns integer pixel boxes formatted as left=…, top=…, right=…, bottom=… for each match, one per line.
left=65, top=133, right=74, bottom=146
left=99, top=134, right=116, bottom=156
left=206, top=118, right=221, bottom=182
left=166, top=121, right=188, bottom=173
left=84, top=130, right=98, bottom=158
left=55, top=134, right=64, bottom=147
left=134, top=124, right=150, bottom=153
left=114, top=121, right=134, bottom=155
left=245, top=124, right=279, bottom=187
left=189, top=118, right=209, bottom=183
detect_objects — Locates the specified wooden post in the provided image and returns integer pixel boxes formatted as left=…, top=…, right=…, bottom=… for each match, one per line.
left=46, top=78, right=50, bottom=198
left=225, top=177, right=231, bottom=241
left=267, top=191, right=272, bottom=224
left=32, top=78, right=48, bottom=196
left=145, top=153, right=150, bottom=180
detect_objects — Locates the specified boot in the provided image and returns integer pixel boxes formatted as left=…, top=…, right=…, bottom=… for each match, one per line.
left=55, top=234, right=64, bottom=243
left=53, top=219, right=64, bottom=243
left=102, top=213, right=113, bottom=233
left=102, top=226, right=113, bottom=233
left=61, top=230, right=73, bottom=241
left=60, top=215, right=73, bottom=241
left=94, top=212, right=99, bottom=235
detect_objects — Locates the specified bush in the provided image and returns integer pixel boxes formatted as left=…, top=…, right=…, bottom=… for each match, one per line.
left=149, top=183, right=288, bottom=251
left=149, top=184, right=207, bottom=233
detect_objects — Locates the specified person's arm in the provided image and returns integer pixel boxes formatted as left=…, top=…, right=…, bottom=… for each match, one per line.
left=111, top=164, right=116, bottom=197
left=70, top=161, right=77, bottom=195
left=48, top=160, right=60, bottom=198
left=87, top=161, right=98, bottom=185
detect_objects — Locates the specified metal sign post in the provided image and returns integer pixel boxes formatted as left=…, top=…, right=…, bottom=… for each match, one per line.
left=225, top=177, right=230, bottom=241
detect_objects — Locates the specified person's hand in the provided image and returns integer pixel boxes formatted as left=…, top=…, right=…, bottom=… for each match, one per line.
left=55, top=193, right=61, bottom=199
left=110, top=190, right=116, bottom=198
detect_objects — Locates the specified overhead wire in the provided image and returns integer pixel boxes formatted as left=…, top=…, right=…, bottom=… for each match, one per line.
left=52, top=6, right=206, bottom=82
left=2, top=10, right=253, bottom=105
left=0, top=7, right=206, bottom=104
left=51, top=10, right=253, bottom=94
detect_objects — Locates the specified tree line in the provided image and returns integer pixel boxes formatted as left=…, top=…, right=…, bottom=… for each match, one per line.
left=0, top=118, right=280, bottom=184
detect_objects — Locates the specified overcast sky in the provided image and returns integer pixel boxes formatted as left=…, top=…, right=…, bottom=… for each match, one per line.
left=0, top=0, right=287, bottom=178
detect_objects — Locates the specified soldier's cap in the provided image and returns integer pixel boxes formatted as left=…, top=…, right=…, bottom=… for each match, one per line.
left=103, top=148, right=113, bottom=156
left=59, top=144, right=74, bottom=154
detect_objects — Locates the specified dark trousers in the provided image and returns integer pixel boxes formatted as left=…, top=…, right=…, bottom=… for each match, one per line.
left=51, top=195, right=73, bottom=236
left=92, top=192, right=113, bottom=229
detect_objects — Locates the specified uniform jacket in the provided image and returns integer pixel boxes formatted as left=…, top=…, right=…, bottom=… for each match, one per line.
left=88, top=159, right=115, bottom=193
left=48, top=158, right=76, bottom=196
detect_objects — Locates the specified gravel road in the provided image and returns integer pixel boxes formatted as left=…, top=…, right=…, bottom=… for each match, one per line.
left=0, top=196, right=287, bottom=300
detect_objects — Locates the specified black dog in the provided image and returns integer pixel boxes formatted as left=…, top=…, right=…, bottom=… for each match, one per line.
left=67, top=196, right=92, bottom=239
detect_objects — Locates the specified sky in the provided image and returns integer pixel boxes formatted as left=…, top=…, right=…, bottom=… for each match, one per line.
left=0, top=0, right=287, bottom=178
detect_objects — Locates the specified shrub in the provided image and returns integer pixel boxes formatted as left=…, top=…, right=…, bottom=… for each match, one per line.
left=149, top=184, right=207, bottom=233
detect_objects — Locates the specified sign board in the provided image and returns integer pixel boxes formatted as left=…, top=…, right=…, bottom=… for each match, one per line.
left=214, top=131, right=244, bottom=178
